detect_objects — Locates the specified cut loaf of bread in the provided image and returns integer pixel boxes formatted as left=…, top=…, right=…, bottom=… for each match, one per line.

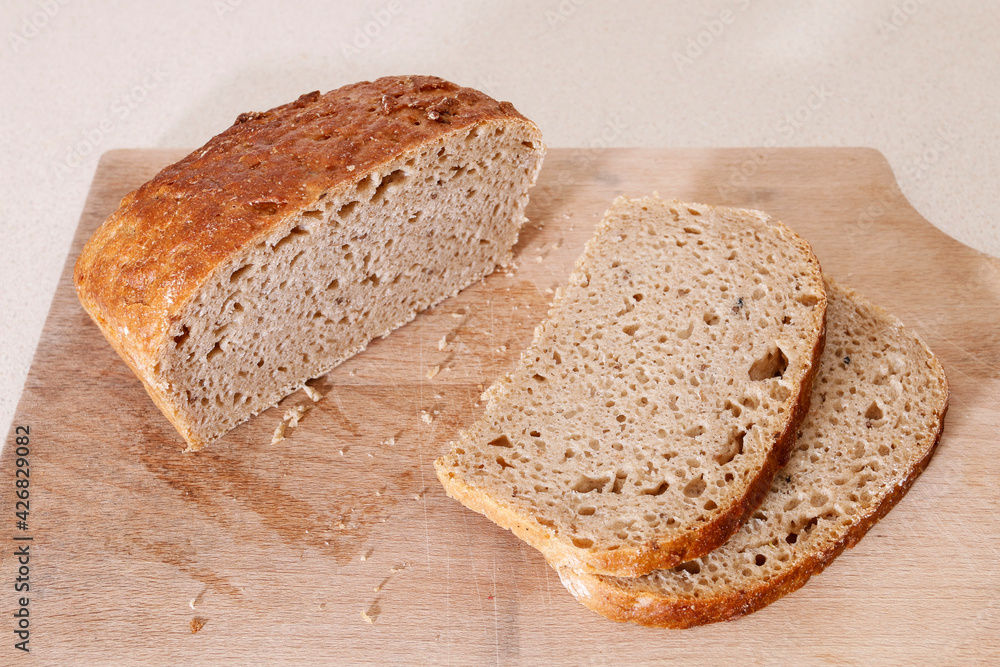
left=74, top=75, right=545, bottom=450
left=557, top=280, right=949, bottom=627
left=435, top=197, right=827, bottom=577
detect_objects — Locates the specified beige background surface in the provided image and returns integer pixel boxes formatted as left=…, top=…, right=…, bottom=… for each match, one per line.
left=1, top=0, right=997, bottom=441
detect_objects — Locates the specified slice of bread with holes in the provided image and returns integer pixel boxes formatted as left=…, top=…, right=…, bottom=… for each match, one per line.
left=74, top=75, right=545, bottom=450
left=555, top=280, right=949, bottom=627
left=435, top=197, right=828, bottom=577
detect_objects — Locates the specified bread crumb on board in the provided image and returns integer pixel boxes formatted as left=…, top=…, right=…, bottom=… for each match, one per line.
left=271, top=404, right=313, bottom=444
left=426, top=365, right=440, bottom=380
left=438, top=335, right=450, bottom=351
left=302, top=384, right=324, bottom=402
left=420, top=410, right=434, bottom=424
left=190, top=617, right=207, bottom=633
left=360, top=610, right=374, bottom=624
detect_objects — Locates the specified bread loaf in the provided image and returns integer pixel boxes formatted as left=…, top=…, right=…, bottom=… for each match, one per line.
left=74, top=75, right=545, bottom=450
left=556, top=280, right=949, bottom=627
left=435, top=197, right=827, bottom=577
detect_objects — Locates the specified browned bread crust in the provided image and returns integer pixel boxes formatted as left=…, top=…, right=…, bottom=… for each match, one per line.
left=75, top=75, right=531, bottom=376
left=73, top=75, right=543, bottom=449
left=557, top=280, right=949, bottom=627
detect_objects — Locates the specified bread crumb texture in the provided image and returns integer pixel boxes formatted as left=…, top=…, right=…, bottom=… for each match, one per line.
left=73, top=75, right=545, bottom=450
left=435, top=197, right=827, bottom=577
left=558, top=280, right=948, bottom=627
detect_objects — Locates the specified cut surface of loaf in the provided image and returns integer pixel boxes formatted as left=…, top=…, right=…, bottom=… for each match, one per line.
left=557, top=280, right=949, bottom=628
left=74, top=75, right=545, bottom=450
left=435, top=197, right=827, bottom=577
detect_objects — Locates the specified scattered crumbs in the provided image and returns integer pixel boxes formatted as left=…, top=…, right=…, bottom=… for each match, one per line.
left=360, top=610, right=374, bottom=624
left=375, top=490, right=381, bottom=496
left=284, top=404, right=312, bottom=428
left=360, top=554, right=367, bottom=561
left=420, top=410, right=434, bottom=424
left=349, top=370, right=356, bottom=376
left=451, top=312, right=462, bottom=318
left=389, top=565, right=406, bottom=573
left=374, top=584, right=382, bottom=593
left=271, top=421, right=287, bottom=446
left=477, top=384, right=484, bottom=391
left=545, top=288, right=554, bottom=294
left=339, top=449, right=345, bottom=456
left=346, top=165, right=356, bottom=171
left=535, top=255, right=544, bottom=263
left=438, top=335, right=449, bottom=351
left=413, top=492, right=423, bottom=501
left=426, top=365, right=440, bottom=380
left=433, top=393, right=443, bottom=399
left=474, top=402, right=480, bottom=408
left=379, top=437, right=395, bottom=447
left=303, top=385, right=323, bottom=402
left=496, top=345, right=507, bottom=353
left=189, top=598, right=196, bottom=610
left=190, top=617, right=207, bottom=634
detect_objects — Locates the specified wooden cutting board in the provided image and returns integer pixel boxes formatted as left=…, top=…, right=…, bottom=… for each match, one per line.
left=3, top=148, right=999, bottom=664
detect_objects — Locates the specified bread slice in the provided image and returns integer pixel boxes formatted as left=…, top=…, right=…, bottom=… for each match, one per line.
left=74, top=75, right=545, bottom=450
left=435, top=197, right=827, bottom=577
left=556, top=280, right=949, bottom=627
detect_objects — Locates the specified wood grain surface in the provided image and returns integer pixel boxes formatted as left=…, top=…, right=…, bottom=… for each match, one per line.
left=3, top=148, right=998, bottom=665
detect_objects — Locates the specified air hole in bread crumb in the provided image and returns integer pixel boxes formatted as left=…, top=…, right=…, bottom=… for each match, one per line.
left=675, top=560, right=701, bottom=575
left=704, top=499, right=718, bottom=511
left=572, top=475, right=608, bottom=493
left=206, top=341, right=223, bottom=361
left=229, top=265, right=253, bottom=283
left=174, top=325, right=190, bottom=347
left=865, top=401, right=884, bottom=421
left=571, top=537, right=594, bottom=549
left=683, top=475, right=706, bottom=498
left=641, top=481, right=669, bottom=496
left=578, top=506, right=596, bottom=516
left=749, top=346, right=788, bottom=381
left=372, top=169, right=407, bottom=203
left=495, top=456, right=514, bottom=470
left=715, top=429, right=746, bottom=465
left=684, top=424, right=706, bottom=438
left=797, top=292, right=820, bottom=307
left=337, top=201, right=358, bottom=218
left=755, top=554, right=767, bottom=566
left=529, top=430, right=541, bottom=438
left=703, top=311, right=720, bottom=325
left=487, top=435, right=512, bottom=448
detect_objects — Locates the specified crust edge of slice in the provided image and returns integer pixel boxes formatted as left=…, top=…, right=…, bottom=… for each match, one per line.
left=554, top=280, right=950, bottom=627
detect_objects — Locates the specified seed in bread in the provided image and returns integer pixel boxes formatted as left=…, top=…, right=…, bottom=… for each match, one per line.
left=556, top=280, right=949, bottom=627
left=435, top=197, right=827, bottom=577
left=74, top=75, right=545, bottom=450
